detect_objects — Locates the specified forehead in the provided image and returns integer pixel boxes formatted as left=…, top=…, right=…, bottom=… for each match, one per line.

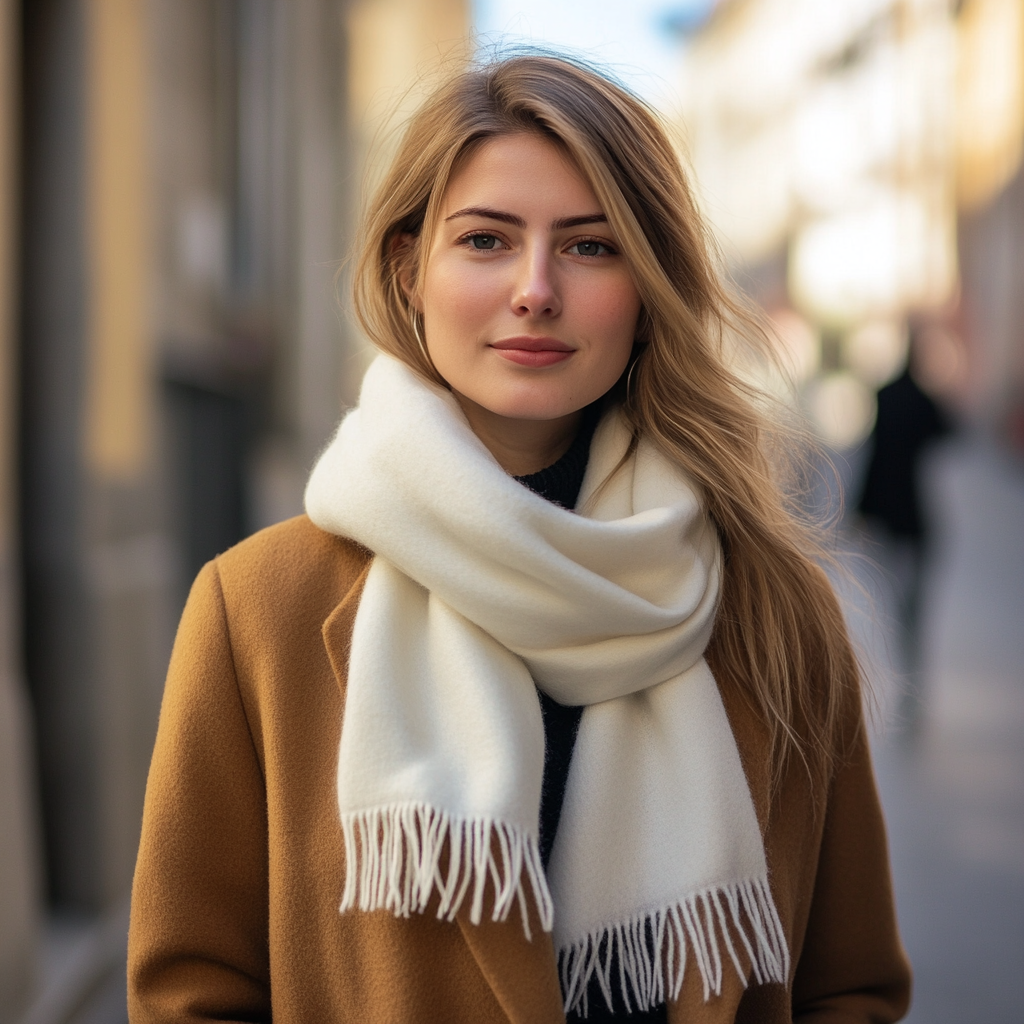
left=440, top=133, right=600, bottom=215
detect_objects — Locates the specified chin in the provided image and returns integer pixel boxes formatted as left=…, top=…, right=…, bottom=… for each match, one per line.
left=481, top=389, right=581, bottom=422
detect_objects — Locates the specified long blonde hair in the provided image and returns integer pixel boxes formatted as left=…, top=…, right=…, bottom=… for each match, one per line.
left=353, top=53, right=858, bottom=791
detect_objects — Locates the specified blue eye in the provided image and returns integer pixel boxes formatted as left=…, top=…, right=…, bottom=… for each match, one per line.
left=470, top=234, right=499, bottom=250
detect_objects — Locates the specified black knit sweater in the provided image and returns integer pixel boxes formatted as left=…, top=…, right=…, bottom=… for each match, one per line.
left=513, top=408, right=593, bottom=869
left=515, top=407, right=668, bottom=1024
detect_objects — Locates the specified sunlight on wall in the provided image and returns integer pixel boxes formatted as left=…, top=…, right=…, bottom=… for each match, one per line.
left=349, top=0, right=471, bottom=203
left=679, top=0, right=960, bottom=326
left=85, top=0, right=154, bottom=480
left=956, top=0, right=1024, bottom=210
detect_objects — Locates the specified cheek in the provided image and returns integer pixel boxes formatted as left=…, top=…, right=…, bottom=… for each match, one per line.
left=423, top=262, right=500, bottom=338
left=581, top=276, right=642, bottom=353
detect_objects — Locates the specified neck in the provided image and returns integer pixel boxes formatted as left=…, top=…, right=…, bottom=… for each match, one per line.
left=453, top=392, right=581, bottom=476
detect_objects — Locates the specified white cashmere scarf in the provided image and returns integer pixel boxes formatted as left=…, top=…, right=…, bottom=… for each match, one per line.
left=305, top=356, right=789, bottom=1015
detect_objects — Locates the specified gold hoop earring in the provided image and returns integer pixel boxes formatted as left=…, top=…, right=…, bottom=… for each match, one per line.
left=625, top=357, right=640, bottom=403
left=410, top=308, right=431, bottom=368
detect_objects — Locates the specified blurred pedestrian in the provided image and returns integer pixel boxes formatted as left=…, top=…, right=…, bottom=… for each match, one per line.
left=857, top=327, right=953, bottom=731
left=128, top=54, right=910, bottom=1023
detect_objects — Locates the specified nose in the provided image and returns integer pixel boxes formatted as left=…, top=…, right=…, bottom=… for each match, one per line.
left=511, top=245, right=561, bottom=319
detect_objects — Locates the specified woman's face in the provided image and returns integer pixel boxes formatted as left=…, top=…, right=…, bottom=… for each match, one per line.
left=415, top=133, right=642, bottom=424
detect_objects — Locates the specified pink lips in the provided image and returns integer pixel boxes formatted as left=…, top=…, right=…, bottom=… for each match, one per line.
left=489, top=336, right=575, bottom=367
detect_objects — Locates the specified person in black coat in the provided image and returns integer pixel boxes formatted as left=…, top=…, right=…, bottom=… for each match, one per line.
left=857, top=332, right=953, bottom=731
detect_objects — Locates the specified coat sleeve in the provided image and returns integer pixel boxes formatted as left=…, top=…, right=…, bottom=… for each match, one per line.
left=790, top=707, right=912, bottom=1023
left=128, top=560, right=271, bottom=1024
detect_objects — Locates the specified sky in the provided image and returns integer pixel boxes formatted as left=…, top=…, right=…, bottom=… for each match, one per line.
left=472, top=0, right=716, bottom=109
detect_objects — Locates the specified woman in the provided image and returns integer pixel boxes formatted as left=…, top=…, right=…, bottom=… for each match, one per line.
left=128, top=54, right=911, bottom=1023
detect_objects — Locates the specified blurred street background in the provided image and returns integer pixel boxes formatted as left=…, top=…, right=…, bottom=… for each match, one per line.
left=0, top=1, right=1020, bottom=1022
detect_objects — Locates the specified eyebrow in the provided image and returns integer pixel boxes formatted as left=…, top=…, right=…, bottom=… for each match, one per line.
left=444, top=206, right=608, bottom=230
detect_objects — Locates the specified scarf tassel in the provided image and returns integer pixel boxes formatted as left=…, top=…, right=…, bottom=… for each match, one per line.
left=339, top=803, right=554, bottom=941
left=558, top=876, right=791, bottom=1018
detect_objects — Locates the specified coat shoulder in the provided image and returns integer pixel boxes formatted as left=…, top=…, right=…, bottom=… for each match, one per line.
left=211, top=515, right=371, bottom=631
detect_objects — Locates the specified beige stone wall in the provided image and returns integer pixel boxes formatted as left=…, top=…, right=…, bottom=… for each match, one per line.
left=329, top=0, right=470, bottom=421
left=348, top=0, right=471, bottom=200
left=82, top=0, right=171, bottom=911
left=85, top=0, right=155, bottom=482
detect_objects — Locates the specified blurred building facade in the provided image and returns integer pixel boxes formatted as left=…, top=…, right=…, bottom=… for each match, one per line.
left=675, top=0, right=1024, bottom=450
left=0, top=0, right=469, bottom=1021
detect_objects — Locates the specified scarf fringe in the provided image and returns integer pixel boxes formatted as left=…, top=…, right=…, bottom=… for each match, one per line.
left=339, top=803, right=554, bottom=940
left=558, top=877, right=791, bottom=1018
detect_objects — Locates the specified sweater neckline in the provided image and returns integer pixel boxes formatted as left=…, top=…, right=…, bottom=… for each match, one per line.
left=513, top=402, right=602, bottom=511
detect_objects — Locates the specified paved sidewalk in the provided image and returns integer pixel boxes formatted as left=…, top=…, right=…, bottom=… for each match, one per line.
left=842, top=436, right=1024, bottom=1024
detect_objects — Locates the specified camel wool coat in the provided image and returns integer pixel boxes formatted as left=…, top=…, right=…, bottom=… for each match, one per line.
left=128, top=514, right=911, bottom=1024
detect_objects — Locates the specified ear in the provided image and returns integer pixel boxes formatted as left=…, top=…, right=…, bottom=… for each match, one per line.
left=390, top=232, right=422, bottom=312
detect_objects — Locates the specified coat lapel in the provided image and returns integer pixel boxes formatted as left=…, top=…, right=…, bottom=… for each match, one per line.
left=666, top=958, right=748, bottom=1023
left=457, top=906, right=566, bottom=1024
left=321, top=555, right=371, bottom=689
